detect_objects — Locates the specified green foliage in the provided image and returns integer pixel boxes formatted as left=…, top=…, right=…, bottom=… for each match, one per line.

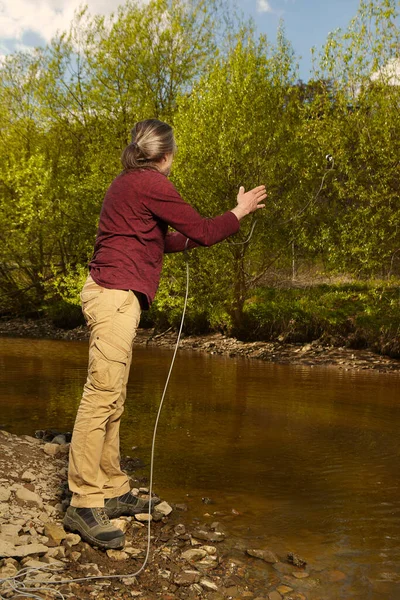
left=238, top=283, right=400, bottom=357
left=0, top=0, right=229, bottom=314
left=172, top=25, right=305, bottom=326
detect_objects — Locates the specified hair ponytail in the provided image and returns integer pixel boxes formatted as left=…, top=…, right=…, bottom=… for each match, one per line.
left=121, top=119, right=176, bottom=171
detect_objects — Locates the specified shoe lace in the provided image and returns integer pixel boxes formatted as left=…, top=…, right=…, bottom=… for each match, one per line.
left=93, top=507, right=110, bottom=525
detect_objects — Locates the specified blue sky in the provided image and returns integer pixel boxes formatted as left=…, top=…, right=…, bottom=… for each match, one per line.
left=0, top=0, right=370, bottom=80
left=240, top=0, right=362, bottom=80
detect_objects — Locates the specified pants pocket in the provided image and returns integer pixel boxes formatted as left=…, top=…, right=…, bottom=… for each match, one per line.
left=114, top=290, right=136, bottom=314
left=81, top=281, right=102, bottom=324
left=88, top=337, right=130, bottom=392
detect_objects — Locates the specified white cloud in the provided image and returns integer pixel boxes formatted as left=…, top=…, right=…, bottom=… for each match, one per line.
left=257, top=0, right=274, bottom=12
left=0, top=0, right=130, bottom=47
left=371, top=58, right=400, bottom=86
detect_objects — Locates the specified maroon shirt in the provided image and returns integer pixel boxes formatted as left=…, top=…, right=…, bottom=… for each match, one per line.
left=89, top=169, right=240, bottom=306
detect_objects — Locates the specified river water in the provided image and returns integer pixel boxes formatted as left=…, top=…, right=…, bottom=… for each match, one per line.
left=1, top=336, right=400, bottom=598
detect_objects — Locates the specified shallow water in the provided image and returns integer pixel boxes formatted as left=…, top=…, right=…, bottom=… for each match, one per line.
left=1, top=336, right=400, bottom=598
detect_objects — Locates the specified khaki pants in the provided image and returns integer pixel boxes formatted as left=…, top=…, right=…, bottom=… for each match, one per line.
left=68, top=274, right=141, bottom=508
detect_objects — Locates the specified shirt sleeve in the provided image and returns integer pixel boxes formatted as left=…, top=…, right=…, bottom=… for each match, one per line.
left=164, top=232, right=199, bottom=253
left=146, top=174, right=240, bottom=248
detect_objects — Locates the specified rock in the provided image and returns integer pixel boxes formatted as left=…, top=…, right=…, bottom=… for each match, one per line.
left=282, top=575, right=319, bottom=590
left=51, top=434, right=67, bottom=445
left=0, top=488, right=11, bottom=502
left=22, top=558, right=47, bottom=569
left=154, top=501, right=173, bottom=517
left=109, top=519, right=128, bottom=534
left=182, top=548, right=208, bottom=562
left=63, top=533, right=81, bottom=548
left=0, top=562, right=18, bottom=578
left=70, top=551, right=81, bottom=561
left=158, top=569, right=171, bottom=579
left=201, top=545, right=217, bottom=555
left=44, top=504, right=56, bottom=516
left=190, top=536, right=203, bottom=546
left=152, top=511, right=164, bottom=522
left=197, top=556, right=218, bottom=569
left=46, top=546, right=66, bottom=559
left=20, top=435, right=41, bottom=445
left=44, top=523, right=67, bottom=546
left=80, top=563, right=102, bottom=577
left=135, top=513, right=152, bottom=522
left=174, top=570, right=200, bottom=586
left=15, top=487, right=43, bottom=509
left=21, top=471, right=36, bottom=482
left=276, top=585, right=293, bottom=594
left=0, top=534, right=21, bottom=547
left=193, top=529, right=225, bottom=543
left=327, top=569, right=346, bottom=582
left=246, top=548, right=279, bottom=564
left=292, top=571, right=309, bottom=579
left=40, top=556, right=65, bottom=567
left=0, top=541, right=49, bottom=558
left=268, top=593, right=282, bottom=600
left=287, top=552, right=307, bottom=568
left=174, top=524, right=186, bottom=535
left=43, top=443, right=61, bottom=456
left=2, top=558, right=18, bottom=567
left=273, top=562, right=294, bottom=575
left=38, top=511, right=50, bottom=524
left=106, top=549, right=129, bottom=560
left=0, top=524, right=22, bottom=538
left=200, top=578, right=219, bottom=591
left=224, top=586, right=240, bottom=597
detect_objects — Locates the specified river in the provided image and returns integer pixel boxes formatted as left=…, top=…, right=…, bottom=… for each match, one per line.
left=1, top=336, right=400, bottom=598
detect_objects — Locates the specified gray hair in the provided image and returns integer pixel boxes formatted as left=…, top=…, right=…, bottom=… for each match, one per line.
left=121, top=119, right=177, bottom=171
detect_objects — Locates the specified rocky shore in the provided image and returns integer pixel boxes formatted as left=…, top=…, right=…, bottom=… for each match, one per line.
left=1, top=317, right=399, bottom=374
left=0, top=429, right=339, bottom=600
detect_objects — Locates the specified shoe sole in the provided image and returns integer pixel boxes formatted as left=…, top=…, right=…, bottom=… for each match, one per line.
left=103, top=507, right=146, bottom=519
left=63, top=513, right=125, bottom=550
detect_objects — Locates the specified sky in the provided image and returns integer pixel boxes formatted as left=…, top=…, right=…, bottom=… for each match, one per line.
left=0, top=0, right=366, bottom=80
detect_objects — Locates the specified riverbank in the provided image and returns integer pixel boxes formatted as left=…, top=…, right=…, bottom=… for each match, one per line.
left=0, top=317, right=399, bottom=374
left=0, top=429, right=336, bottom=600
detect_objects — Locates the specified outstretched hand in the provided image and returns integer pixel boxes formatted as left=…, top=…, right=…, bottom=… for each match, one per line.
left=231, top=185, right=267, bottom=221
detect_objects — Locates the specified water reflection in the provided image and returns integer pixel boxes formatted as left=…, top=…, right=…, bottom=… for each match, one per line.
left=1, top=336, right=400, bottom=597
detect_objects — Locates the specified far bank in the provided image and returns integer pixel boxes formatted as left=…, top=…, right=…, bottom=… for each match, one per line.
left=0, top=316, right=399, bottom=374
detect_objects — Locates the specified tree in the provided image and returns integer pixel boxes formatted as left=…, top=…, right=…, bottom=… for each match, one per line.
left=0, top=0, right=232, bottom=313
left=307, top=0, right=400, bottom=277
left=168, top=26, right=312, bottom=329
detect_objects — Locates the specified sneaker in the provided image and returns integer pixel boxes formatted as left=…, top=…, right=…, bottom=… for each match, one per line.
left=63, top=506, right=125, bottom=550
left=104, top=491, right=160, bottom=519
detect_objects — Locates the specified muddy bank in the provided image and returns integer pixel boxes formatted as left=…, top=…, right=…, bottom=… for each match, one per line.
left=1, top=317, right=399, bottom=374
left=0, top=429, right=335, bottom=600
